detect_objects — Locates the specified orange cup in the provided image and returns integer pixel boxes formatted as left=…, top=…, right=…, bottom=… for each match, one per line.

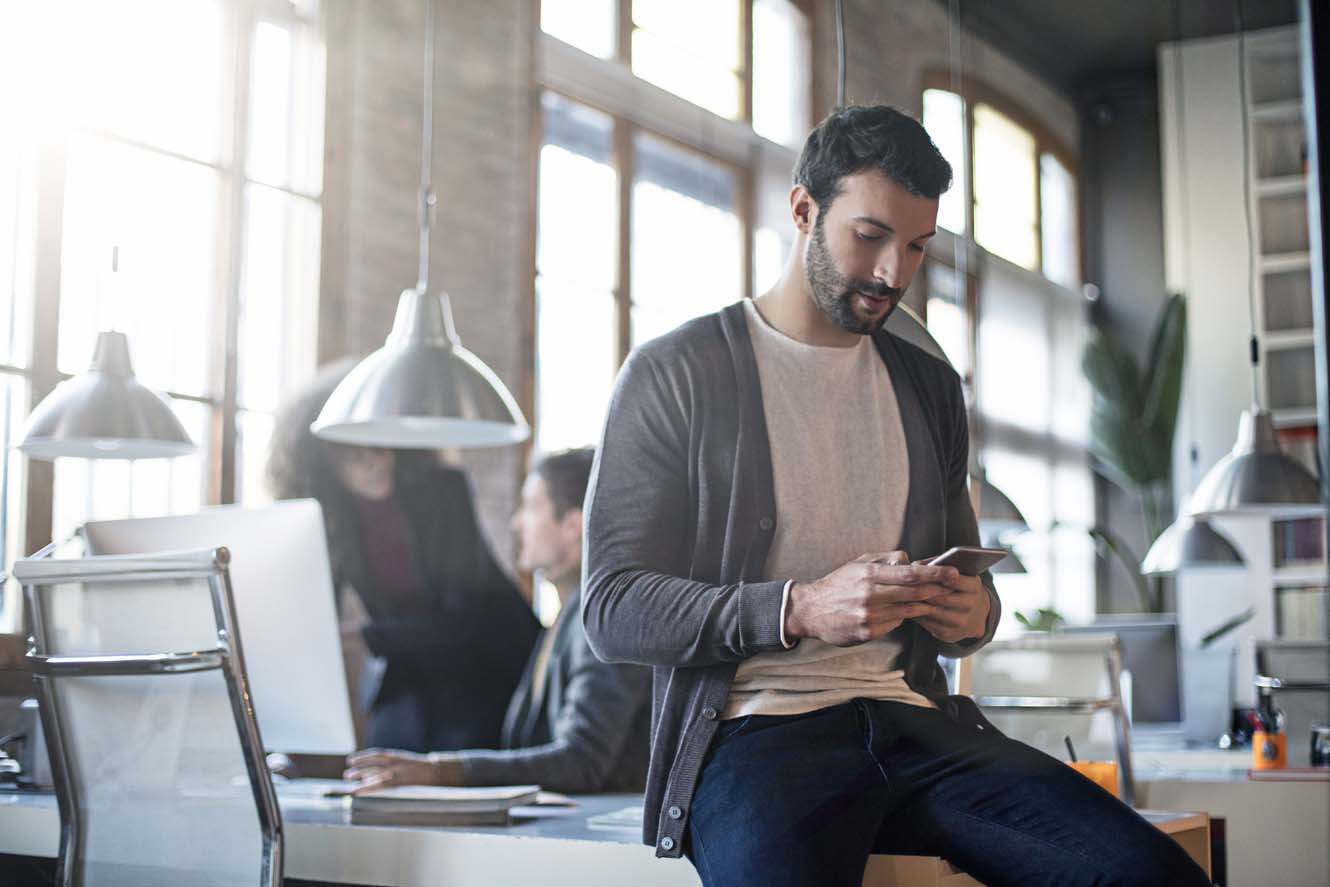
left=1067, top=760, right=1120, bottom=798
left=1252, top=731, right=1287, bottom=770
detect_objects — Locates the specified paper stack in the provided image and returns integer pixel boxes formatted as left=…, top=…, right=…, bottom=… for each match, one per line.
left=349, top=784, right=541, bottom=827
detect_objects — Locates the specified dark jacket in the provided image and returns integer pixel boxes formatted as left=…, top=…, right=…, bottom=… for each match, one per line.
left=456, top=588, right=652, bottom=793
left=351, top=464, right=540, bottom=752
left=582, top=301, right=1000, bottom=858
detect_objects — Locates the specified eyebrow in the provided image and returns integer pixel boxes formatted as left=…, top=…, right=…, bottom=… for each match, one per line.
left=852, top=216, right=936, bottom=241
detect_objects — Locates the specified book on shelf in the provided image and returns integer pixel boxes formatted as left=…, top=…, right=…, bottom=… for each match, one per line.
left=1276, top=423, right=1321, bottom=480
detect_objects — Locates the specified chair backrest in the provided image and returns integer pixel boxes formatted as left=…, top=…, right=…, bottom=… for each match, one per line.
left=969, top=633, right=1135, bottom=804
left=15, top=546, right=282, bottom=887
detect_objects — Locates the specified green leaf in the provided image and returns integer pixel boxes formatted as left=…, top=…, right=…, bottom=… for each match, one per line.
left=1139, top=294, right=1187, bottom=482
left=1199, top=607, right=1256, bottom=648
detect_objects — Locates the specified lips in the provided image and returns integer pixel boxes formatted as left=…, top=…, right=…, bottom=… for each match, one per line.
left=855, top=291, right=892, bottom=311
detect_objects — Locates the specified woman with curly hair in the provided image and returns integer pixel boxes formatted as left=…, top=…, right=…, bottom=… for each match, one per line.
left=266, top=359, right=539, bottom=753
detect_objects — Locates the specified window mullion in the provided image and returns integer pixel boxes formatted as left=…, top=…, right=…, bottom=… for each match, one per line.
left=741, top=0, right=753, bottom=125
left=22, top=127, right=67, bottom=557
left=614, top=118, right=634, bottom=365
left=616, top=0, right=632, bottom=64
left=214, top=0, right=256, bottom=506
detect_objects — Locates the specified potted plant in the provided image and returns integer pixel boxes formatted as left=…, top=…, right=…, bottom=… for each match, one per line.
left=1081, top=293, right=1187, bottom=613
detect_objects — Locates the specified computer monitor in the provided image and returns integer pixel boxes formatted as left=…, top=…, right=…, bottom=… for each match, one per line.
left=1063, top=616, right=1182, bottom=725
left=83, top=499, right=356, bottom=755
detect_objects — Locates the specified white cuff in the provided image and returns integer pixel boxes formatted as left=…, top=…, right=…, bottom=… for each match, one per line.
left=778, top=580, right=796, bottom=649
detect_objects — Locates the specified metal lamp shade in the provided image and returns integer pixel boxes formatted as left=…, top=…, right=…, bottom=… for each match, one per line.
left=311, top=289, right=529, bottom=448
left=1140, top=513, right=1245, bottom=576
left=18, top=331, right=194, bottom=460
left=1189, top=408, right=1323, bottom=517
left=977, top=473, right=1030, bottom=537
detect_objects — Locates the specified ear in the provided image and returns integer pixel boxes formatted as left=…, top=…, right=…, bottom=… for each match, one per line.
left=559, top=507, right=584, bottom=546
left=790, top=184, right=817, bottom=235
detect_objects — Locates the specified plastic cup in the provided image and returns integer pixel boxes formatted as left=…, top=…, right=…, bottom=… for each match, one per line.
left=1067, top=760, right=1119, bottom=798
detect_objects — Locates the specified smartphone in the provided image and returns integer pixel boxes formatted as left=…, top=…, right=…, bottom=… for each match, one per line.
left=925, top=546, right=1007, bottom=576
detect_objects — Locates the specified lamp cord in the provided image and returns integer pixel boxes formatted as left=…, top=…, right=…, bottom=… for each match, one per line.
left=1235, top=0, right=1261, bottom=406
left=1171, top=0, right=1200, bottom=483
left=835, top=0, right=846, bottom=108
left=416, top=0, right=437, bottom=294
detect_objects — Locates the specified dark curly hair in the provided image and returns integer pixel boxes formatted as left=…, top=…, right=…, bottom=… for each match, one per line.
left=793, top=105, right=953, bottom=209
left=265, top=358, right=448, bottom=592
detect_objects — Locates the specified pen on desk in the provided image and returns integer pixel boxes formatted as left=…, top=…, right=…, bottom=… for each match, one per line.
left=1064, top=736, right=1078, bottom=763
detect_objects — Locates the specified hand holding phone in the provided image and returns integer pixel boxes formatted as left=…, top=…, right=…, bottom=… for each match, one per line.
left=924, top=546, right=1007, bottom=576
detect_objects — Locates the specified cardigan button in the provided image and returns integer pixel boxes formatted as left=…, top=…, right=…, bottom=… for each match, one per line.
left=668, top=805, right=683, bottom=820
left=702, top=706, right=717, bottom=720
left=758, top=517, right=773, bottom=531
left=660, top=836, right=676, bottom=851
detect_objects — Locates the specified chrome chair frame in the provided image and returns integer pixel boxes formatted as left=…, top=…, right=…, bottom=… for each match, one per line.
left=15, top=546, right=283, bottom=887
left=970, top=633, right=1136, bottom=806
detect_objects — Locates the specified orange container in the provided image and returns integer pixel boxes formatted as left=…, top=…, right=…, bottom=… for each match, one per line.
left=1067, top=760, right=1120, bottom=798
left=1252, top=731, right=1287, bottom=770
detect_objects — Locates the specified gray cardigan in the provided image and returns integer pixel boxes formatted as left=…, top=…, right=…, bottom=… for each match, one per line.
left=582, top=301, right=1000, bottom=858
left=457, top=589, right=651, bottom=793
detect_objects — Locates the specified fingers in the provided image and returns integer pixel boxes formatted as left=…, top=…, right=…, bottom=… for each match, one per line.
left=343, top=766, right=396, bottom=792
left=863, top=582, right=953, bottom=607
left=865, top=561, right=960, bottom=587
left=346, top=749, right=390, bottom=767
left=855, top=550, right=910, bottom=565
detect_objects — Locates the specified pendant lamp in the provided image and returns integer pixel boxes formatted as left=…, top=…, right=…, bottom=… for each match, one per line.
left=312, top=0, right=528, bottom=449
left=1187, top=3, right=1320, bottom=517
left=18, top=329, right=194, bottom=460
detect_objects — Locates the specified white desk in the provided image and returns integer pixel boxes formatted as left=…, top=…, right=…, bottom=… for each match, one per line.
left=0, top=781, right=1212, bottom=887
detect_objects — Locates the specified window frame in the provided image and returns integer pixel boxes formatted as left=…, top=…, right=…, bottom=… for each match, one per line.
left=531, top=0, right=816, bottom=449
left=920, top=70, right=1081, bottom=283
left=13, top=0, right=325, bottom=558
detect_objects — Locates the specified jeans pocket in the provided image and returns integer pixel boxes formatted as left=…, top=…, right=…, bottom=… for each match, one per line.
left=715, top=715, right=753, bottom=743
left=951, top=694, right=1004, bottom=736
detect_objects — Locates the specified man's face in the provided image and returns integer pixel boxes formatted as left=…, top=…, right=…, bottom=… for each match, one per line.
left=803, top=170, right=939, bottom=335
left=510, top=473, right=580, bottom=576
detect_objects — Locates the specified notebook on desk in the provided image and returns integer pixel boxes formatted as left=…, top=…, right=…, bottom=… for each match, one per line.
left=335, top=784, right=542, bottom=827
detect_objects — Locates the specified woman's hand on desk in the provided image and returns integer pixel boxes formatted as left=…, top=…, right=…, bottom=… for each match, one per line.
left=343, top=748, right=468, bottom=792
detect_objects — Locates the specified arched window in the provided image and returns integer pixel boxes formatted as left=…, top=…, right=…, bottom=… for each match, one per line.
left=922, top=77, right=1080, bottom=289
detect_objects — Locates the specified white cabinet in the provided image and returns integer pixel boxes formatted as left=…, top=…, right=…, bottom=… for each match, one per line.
left=1159, top=26, right=1326, bottom=708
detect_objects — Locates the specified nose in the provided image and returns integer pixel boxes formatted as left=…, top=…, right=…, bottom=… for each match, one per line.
left=873, top=244, right=910, bottom=290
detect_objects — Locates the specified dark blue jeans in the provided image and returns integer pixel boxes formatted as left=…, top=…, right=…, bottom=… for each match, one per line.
left=686, top=698, right=1210, bottom=887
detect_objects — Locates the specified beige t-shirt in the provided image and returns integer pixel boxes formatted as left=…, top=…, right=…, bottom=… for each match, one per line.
left=723, top=299, right=934, bottom=718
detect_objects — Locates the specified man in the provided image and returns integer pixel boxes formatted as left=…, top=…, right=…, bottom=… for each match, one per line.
left=582, top=106, right=1209, bottom=886
left=345, top=448, right=651, bottom=794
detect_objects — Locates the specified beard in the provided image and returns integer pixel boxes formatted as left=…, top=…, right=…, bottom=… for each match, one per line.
left=805, top=214, right=902, bottom=335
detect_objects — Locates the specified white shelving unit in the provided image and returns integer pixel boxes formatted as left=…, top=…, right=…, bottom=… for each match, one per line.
left=1245, top=31, right=1318, bottom=432
left=1160, top=26, right=1327, bottom=708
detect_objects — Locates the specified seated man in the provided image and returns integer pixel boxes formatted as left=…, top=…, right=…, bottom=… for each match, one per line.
left=581, top=106, right=1210, bottom=886
left=344, top=448, right=650, bottom=794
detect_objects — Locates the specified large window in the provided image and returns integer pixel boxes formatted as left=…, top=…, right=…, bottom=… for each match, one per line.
left=922, top=83, right=1079, bottom=286
left=534, top=94, right=743, bottom=452
left=534, top=1, right=812, bottom=453
left=1, top=0, right=325, bottom=608
left=540, top=0, right=810, bottom=148
left=631, top=133, right=742, bottom=346
left=976, top=260, right=1094, bottom=634
left=920, top=80, right=1091, bottom=633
